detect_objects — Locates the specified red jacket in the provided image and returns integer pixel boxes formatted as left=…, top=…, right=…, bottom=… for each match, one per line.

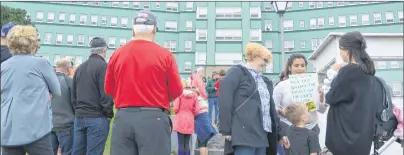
left=214, top=79, right=221, bottom=96
left=104, top=40, right=183, bottom=110
left=173, top=90, right=200, bottom=134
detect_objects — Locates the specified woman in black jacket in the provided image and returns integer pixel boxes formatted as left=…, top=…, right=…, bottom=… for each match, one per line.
left=325, top=31, right=383, bottom=155
left=219, top=42, right=285, bottom=155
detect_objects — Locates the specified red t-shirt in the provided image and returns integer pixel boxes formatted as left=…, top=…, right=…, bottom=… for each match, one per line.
left=105, top=40, right=183, bottom=110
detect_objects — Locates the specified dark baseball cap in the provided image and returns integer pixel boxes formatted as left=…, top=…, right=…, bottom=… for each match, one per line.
left=212, top=71, right=218, bottom=75
left=1, top=22, right=16, bottom=37
left=89, top=37, right=108, bottom=48
left=133, top=9, right=158, bottom=29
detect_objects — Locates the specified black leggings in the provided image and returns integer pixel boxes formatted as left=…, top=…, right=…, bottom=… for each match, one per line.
left=177, top=133, right=191, bottom=152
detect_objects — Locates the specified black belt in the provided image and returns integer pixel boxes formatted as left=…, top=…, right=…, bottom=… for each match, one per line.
left=119, top=107, right=169, bottom=115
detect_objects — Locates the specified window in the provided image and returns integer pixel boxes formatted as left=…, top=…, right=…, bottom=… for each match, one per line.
left=301, top=41, right=306, bottom=48
left=250, top=7, right=261, bottom=18
left=67, top=34, right=73, bottom=45
left=47, top=12, right=55, bottom=23
left=299, top=20, right=305, bottom=28
left=309, top=2, right=315, bottom=9
left=184, top=40, right=192, bottom=51
left=215, top=29, right=242, bottom=41
left=373, top=13, right=382, bottom=24
left=266, top=62, right=274, bottom=73
left=329, top=16, right=335, bottom=25
left=318, top=38, right=324, bottom=45
left=165, top=21, right=178, bottom=31
left=119, top=38, right=127, bottom=46
left=183, top=61, right=192, bottom=72
left=283, top=20, right=294, bottom=31
left=216, top=7, right=242, bottom=19
left=392, top=81, right=403, bottom=96
left=101, top=16, right=107, bottom=25
left=317, top=17, right=324, bottom=28
left=263, top=2, right=272, bottom=11
left=250, top=29, right=261, bottom=41
left=103, top=1, right=108, bottom=4
left=88, top=36, right=94, bottom=46
left=185, top=21, right=192, bottom=31
left=385, top=12, right=394, bottom=23
left=360, top=1, right=368, bottom=4
left=264, top=20, right=272, bottom=31
left=44, top=33, right=52, bottom=44
left=316, top=2, right=323, bottom=8
left=155, top=2, right=160, bottom=8
left=350, top=15, right=358, bottom=26
left=399, top=11, right=403, bottom=22
left=77, top=34, right=84, bottom=46
left=264, top=40, right=273, bottom=50
left=337, top=1, right=344, bottom=6
left=164, top=40, right=177, bottom=52
left=215, top=53, right=242, bottom=65
left=391, top=61, right=400, bottom=68
left=284, top=40, right=294, bottom=51
left=196, top=29, right=207, bottom=41
left=112, top=1, right=119, bottom=7
left=54, top=55, right=61, bottom=64
left=79, top=14, right=87, bottom=25
left=377, top=61, right=387, bottom=69
left=197, top=7, right=208, bottom=19
left=298, top=2, right=303, bottom=8
left=92, top=1, right=99, bottom=6
left=108, top=37, right=116, bottom=48
left=186, top=2, right=193, bottom=11
left=328, top=2, right=333, bottom=7
left=82, top=1, right=88, bottom=5
left=90, top=15, right=98, bottom=26
left=311, top=39, right=318, bottom=50
left=75, top=56, right=83, bottom=65
left=286, top=2, right=292, bottom=11
left=195, top=52, right=206, bottom=65
left=362, top=14, right=370, bottom=25
left=69, top=14, right=76, bottom=24
left=166, top=2, right=178, bottom=12
left=36, top=12, right=43, bottom=22
left=348, top=2, right=355, bottom=5
left=310, top=18, right=317, bottom=29
left=121, top=2, right=129, bottom=8
left=59, top=12, right=66, bottom=23
left=133, top=2, right=139, bottom=8
left=56, top=33, right=63, bottom=45
left=143, top=2, right=150, bottom=9
left=111, top=16, right=117, bottom=27
left=121, top=17, right=128, bottom=28
left=338, top=16, right=346, bottom=27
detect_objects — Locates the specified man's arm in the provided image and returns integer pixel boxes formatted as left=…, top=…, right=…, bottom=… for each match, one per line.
left=104, top=53, right=116, bottom=97
left=39, top=59, right=61, bottom=96
left=205, top=79, right=215, bottom=93
left=166, top=53, right=183, bottom=101
left=98, top=63, right=114, bottom=119
left=71, top=68, right=78, bottom=109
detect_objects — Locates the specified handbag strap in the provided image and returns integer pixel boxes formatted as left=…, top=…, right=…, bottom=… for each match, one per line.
left=233, top=88, right=258, bottom=115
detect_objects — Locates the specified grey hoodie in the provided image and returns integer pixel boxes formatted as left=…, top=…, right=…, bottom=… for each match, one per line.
left=51, top=72, right=75, bottom=131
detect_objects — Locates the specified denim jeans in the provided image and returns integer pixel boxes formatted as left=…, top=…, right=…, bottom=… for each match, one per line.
left=234, top=146, right=266, bottom=155
left=50, top=127, right=74, bottom=155
left=71, top=117, right=110, bottom=155
left=208, top=97, right=219, bottom=123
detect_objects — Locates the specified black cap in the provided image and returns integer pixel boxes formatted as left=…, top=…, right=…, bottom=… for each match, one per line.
left=89, top=37, right=108, bottom=48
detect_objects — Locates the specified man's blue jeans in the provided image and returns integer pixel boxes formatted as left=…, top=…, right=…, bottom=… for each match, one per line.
left=208, top=97, right=219, bottom=123
left=50, top=127, right=74, bottom=155
left=71, top=117, right=110, bottom=155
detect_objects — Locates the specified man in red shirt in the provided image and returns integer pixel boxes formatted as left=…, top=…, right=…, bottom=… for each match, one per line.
left=105, top=9, right=183, bottom=155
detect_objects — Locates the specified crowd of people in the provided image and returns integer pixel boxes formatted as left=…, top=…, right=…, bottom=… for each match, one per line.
left=1, top=8, right=402, bottom=155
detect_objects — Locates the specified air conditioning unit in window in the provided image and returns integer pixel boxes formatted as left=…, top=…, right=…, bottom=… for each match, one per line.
left=48, top=19, right=54, bottom=23
left=133, top=5, right=139, bottom=8
left=233, top=60, right=242, bottom=64
left=393, top=90, right=402, bottom=96
left=69, top=20, right=74, bottom=24
left=310, top=25, right=316, bottom=29
left=198, top=15, right=207, bottom=18
left=67, top=41, right=73, bottom=45
left=185, top=47, right=192, bottom=51
left=251, top=37, right=260, bottom=41
left=264, top=6, right=271, bottom=11
left=91, top=22, right=97, bottom=25
left=77, top=42, right=84, bottom=46
left=144, top=6, right=150, bottom=9
left=56, top=40, right=62, bottom=45
left=184, top=68, right=192, bottom=72
left=265, top=25, right=272, bottom=31
left=59, top=19, right=65, bottom=23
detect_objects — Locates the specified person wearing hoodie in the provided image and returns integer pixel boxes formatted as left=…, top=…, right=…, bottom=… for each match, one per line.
left=173, top=80, right=200, bottom=155
left=1, top=22, right=16, bottom=64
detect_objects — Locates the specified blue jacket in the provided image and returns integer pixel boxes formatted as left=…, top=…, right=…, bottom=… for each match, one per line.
left=1, top=55, right=61, bottom=146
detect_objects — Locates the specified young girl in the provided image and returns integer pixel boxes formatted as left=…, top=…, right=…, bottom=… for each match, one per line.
left=173, top=80, right=200, bottom=155
left=192, top=87, right=217, bottom=155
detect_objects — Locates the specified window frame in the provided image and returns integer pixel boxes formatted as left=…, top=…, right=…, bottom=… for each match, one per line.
left=56, top=33, right=63, bottom=45
left=67, top=34, right=74, bottom=45
left=47, top=12, right=55, bottom=23
left=373, top=13, right=382, bottom=24
left=196, top=29, right=207, bottom=41
left=44, top=32, right=52, bottom=44
left=36, top=11, right=44, bottom=22
left=110, top=16, right=118, bottom=27
left=77, top=34, right=85, bottom=46
left=79, top=14, right=87, bottom=25
left=165, top=21, right=178, bottom=32
left=196, top=7, right=208, bottom=19
left=338, top=16, right=347, bottom=27
left=385, top=12, right=394, bottom=23
left=362, top=14, right=370, bottom=25
left=349, top=15, right=358, bottom=26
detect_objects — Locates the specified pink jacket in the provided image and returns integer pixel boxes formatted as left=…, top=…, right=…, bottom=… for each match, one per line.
left=173, top=90, right=200, bottom=134
left=393, top=104, right=403, bottom=137
left=191, top=74, right=207, bottom=100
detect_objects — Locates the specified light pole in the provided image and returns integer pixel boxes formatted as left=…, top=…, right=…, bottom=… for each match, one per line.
left=272, top=1, right=288, bottom=70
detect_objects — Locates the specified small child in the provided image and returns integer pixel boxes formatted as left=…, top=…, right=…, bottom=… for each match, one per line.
left=191, top=87, right=217, bottom=155
left=283, top=103, right=321, bottom=155
left=322, top=63, right=347, bottom=96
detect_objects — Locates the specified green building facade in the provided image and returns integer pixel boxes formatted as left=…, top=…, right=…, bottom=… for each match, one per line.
left=3, top=1, right=403, bottom=81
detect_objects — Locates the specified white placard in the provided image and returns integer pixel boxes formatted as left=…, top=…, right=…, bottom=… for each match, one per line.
left=289, top=73, right=318, bottom=104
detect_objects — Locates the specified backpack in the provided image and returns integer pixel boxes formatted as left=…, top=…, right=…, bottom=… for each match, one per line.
left=373, top=77, right=399, bottom=153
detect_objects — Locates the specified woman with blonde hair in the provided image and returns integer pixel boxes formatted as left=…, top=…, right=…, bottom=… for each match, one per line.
left=1, top=25, right=61, bottom=155
left=219, top=42, right=285, bottom=155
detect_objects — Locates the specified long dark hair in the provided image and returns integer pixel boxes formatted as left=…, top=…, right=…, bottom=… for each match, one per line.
left=339, top=31, right=375, bottom=75
left=284, top=53, right=308, bottom=75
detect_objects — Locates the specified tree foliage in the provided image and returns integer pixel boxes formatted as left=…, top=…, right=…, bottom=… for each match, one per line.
left=1, top=5, right=33, bottom=27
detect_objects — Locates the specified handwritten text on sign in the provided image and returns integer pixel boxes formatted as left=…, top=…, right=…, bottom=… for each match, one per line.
left=289, top=73, right=318, bottom=103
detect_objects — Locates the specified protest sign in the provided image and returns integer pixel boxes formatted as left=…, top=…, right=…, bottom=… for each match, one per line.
left=289, top=73, right=318, bottom=111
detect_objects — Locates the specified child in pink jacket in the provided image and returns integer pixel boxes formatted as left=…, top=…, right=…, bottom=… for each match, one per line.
left=173, top=80, right=200, bottom=155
